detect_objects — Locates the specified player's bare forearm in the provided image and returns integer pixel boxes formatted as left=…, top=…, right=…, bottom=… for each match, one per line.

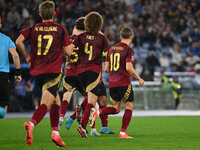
left=105, top=61, right=109, bottom=72
left=15, top=35, right=29, bottom=62
left=65, top=55, right=71, bottom=69
left=126, top=62, right=144, bottom=85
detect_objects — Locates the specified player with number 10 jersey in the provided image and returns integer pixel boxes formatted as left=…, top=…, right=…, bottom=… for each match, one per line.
left=107, top=42, right=134, bottom=88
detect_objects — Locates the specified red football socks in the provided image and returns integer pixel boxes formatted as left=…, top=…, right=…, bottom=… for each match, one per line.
left=59, top=100, right=68, bottom=118
left=31, top=104, right=47, bottom=126
left=120, top=109, right=132, bottom=132
left=82, top=103, right=94, bottom=129
left=99, top=107, right=116, bottom=115
left=99, top=106, right=108, bottom=127
left=50, top=104, right=60, bottom=131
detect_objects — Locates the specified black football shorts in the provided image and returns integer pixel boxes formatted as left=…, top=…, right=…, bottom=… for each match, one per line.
left=35, top=73, right=62, bottom=97
left=99, top=81, right=106, bottom=97
left=77, top=71, right=101, bottom=96
left=109, top=83, right=134, bottom=104
left=63, top=75, right=86, bottom=97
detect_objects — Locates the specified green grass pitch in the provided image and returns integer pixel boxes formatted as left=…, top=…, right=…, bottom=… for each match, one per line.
left=0, top=116, right=200, bottom=150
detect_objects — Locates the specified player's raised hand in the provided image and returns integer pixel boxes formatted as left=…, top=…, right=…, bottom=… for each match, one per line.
left=138, top=78, right=144, bottom=86
left=15, top=75, right=22, bottom=84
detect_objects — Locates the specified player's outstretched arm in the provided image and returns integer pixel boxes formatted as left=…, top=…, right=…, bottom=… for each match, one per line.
left=126, top=62, right=144, bottom=86
left=15, top=35, right=30, bottom=64
left=9, top=47, right=22, bottom=84
left=64, top=43, right=74, bottom=56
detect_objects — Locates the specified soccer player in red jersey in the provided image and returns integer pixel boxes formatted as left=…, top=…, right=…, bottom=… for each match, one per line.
left=15, top=1, right=71, bottom=147
left=90, top=27, right=144, bottom=139
left=59, top=17, right=114, bottom=136
left=58, top=17, right=85, bottom=128
left=65, top=12, right=109, bottom=138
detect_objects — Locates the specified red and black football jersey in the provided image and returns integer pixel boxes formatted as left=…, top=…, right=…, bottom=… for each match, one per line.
left=66, top=34, right=79, bottom=76
left=106, top=42, right=134, bottom=88
left=73, top=32, right=109, bottom=74
left=20, top=21, right=70, bottom=76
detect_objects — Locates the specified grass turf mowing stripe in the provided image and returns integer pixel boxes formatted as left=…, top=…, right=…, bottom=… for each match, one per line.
left=0, top=116, right=200, bottom=150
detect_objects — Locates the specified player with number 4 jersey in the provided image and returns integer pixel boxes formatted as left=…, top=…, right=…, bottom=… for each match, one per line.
left=65, top=11, right=109, bottom=138
left=59, top=17, right=114, bottom=136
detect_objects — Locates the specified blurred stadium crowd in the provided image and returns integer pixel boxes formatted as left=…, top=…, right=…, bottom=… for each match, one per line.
left=1, top=0, right=200, bottom=112
left=1, top=0, right=200, bottom=79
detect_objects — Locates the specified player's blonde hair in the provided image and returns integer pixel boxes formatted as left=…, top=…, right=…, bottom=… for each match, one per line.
left=84, top=11, right=103, bottom=35
left=39, top=1, right=55, bottom=20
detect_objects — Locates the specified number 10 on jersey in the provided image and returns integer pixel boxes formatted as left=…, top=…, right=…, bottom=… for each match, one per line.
left=110, top=53, right=120, bottom=71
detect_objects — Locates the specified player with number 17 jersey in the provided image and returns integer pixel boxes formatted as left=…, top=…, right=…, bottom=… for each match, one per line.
left=20, top=22, right=70, bottom=76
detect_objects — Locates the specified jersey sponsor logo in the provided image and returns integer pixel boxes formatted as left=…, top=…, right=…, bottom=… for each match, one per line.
left=34, top=26, right=58, bottom=32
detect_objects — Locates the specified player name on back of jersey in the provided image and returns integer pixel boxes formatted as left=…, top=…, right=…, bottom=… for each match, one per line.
left=34, top=26, right=58, bottom=32
left=86, top=35, right=94, bottom=40
left=112, top=46, right=124, bottom=50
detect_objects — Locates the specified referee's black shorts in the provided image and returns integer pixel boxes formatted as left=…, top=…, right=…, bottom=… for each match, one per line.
left=0, top=72, right=10, bottom=107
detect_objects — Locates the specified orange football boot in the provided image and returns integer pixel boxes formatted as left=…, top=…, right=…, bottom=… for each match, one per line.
left=118, top=133, right=133, bottom=139
left=51, top=132, right=66, bottom=147
left=24, top=122, right=33, bottom=145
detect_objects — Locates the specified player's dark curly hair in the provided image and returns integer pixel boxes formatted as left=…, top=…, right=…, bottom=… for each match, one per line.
left=39, top=1, right=55, bottom=20
left=120, top=27, right=133, bottom=39
left=76, top=17, right=85, bottom=31
left=84, top=11, right=103, bottom=35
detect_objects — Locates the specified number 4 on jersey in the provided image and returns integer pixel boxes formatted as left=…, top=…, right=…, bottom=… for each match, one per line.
left=84, top=43, right=93, bottom=60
